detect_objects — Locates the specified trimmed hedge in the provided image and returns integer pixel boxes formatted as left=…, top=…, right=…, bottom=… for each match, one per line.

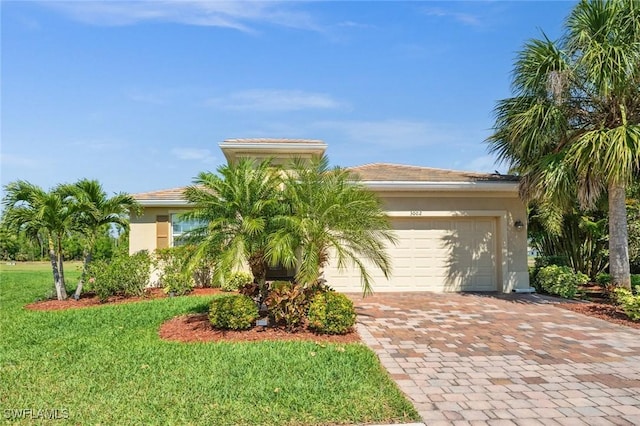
left=308, top=292, right=356, bottom=335
left=535, top=265, right=588, bottom=299
left=222, top=271, right=253, bottom=292
left=209, top=294, right=259, bottom=330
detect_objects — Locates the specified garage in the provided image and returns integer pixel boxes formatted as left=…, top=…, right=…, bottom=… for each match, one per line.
left=324, top=217, right=498, bottom=293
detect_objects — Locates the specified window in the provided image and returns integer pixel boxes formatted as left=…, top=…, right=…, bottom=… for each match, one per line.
left=171, top=214, right=205, bottom=246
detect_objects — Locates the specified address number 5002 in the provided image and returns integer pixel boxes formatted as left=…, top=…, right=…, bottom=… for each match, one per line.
left=410, top=211, right=422, bottom=216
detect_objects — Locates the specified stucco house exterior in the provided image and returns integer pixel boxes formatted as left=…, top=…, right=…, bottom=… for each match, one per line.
left=130, top=138, right=531, bottom=293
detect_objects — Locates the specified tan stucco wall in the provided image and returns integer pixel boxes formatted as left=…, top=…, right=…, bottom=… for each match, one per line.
left=129, top=207, right=171, bottom=255
left=129, top=190, right=529, bottom=292
left=378, top=191, right=529, bottom=289
left=322, top=190, right=529, bottom=293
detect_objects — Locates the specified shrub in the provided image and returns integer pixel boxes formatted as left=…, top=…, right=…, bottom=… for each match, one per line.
left=596, top=273, right=611, bottom=287
left=535, top=265, right=588, bottom=299
left=632, top=275, right=640, bottom=289
left=87, top=251, right=152, bottom=302
left=155, top=247, right=194, bottom=296
left=614, top=288, right=640, bottom=321
left=307, top=292, right=356, bottom=335
left=531, top=256, right=570, bottom=292
left=222, top=271, right=253, bottom=292
left=265, top=281, right=309, bottom=330
left=209, top=294, right=258, bottom=330
left=534, top=255, right=568, bottom=269
left=238, top=282, right=260, bottom=300
left=155, top=246, right=213, bottom=289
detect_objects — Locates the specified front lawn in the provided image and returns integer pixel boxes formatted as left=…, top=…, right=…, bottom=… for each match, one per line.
left=0, top=264, right=418, bottom=425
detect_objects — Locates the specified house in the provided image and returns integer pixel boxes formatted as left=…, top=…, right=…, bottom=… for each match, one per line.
left=130, top=138, right=531, bottom=293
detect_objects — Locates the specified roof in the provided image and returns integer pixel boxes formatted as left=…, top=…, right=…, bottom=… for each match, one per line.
left=132, top=163, right=519, bottom=204
left=348, top=163, right=519, bottom=183
left=222, top=138, right=325, bottom=145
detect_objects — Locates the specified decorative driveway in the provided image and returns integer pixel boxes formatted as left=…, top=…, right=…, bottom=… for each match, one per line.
left=351, top=292, right=640, bottom=426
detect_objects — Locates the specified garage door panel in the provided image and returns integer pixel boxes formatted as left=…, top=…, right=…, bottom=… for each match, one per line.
left=325, top=217, right=498, bottom=292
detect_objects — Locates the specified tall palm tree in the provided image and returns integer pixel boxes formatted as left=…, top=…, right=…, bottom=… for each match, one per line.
left=488, top=0, right=640, bottom=289
left=268, top=156, right=396, bottom=295
left=61, top=179, right=140, bottom=299
left=2, top=181, right=72, bottom=300
left=181, top=158, right=284, bottom=292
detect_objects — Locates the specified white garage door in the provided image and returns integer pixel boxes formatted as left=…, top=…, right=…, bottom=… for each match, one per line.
left=324, top=217, right=498, bottom=292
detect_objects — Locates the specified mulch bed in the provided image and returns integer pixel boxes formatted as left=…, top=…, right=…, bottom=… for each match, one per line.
left=24, top=287, right=225, bottom=311
left=159, top=313, right=360, bottom=344
left=24, top=288, right=360, bottom=344
left=555, top=301, right=640, bottom=330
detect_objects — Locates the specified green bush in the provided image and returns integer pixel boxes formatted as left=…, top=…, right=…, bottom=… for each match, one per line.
left=534, top=255, right=569, bottom=269
left=222, top=271, right=253, bottom=292
left=614, top=288, right=640, bottom=321
left=307, top=292, right=356, bottom=335
left=535, top=265, right=588, bottom=299
left=155, top=247, right=194, bottom=296
left=155, top=246, right=213, bottom=289
left=596, top=273, right=611, bottom=287
left=87, top=251, right=152, bottom=302
left=209, top=294, right=258, bottom=330
left=266, top=281, right=309, bottom=330
left=595, top=273, right=640, bottom=289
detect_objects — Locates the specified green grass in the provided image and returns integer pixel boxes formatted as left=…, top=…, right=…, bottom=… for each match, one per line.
left=0, top=265, right=419, bottom=425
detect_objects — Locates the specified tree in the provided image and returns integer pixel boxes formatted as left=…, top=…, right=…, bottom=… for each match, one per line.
left=61, top=179, right=140, bottom=299
left=488, top=0, right=640, bottom=289
left=181, top=159, right=284, bottom=294
left=528, top=203, right=609, bottom=278
left=268, top=156, right=396, bottom=295
left=2, top=181, right=72, bottom=299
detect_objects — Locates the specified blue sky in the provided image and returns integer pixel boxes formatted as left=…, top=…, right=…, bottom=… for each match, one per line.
left=1, top=1, right=576, bottom=196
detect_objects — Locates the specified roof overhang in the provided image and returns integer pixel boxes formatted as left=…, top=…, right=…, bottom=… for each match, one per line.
left=136, top=199, right=190, bottom=207
left=219, top=140, right=327, bottom=163
left=361, top=181, right=519, bottom=192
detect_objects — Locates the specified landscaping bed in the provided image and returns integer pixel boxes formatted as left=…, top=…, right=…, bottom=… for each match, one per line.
left=556, top=300, right=640, bottom=330
left=160, top=313, right=360, bottom=343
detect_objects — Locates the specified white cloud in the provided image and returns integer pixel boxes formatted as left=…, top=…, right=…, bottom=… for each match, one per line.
left=314, top=119, right=465, bottom=149
left=68, top=138, right=123, bottom=151
left=42, top=1, right=321, bottom=33
left=421, top=7, right=482, bottom=27
left=0, top=153, right=39, bottom=168
left=171, top=148, right=216, bottom=164
left=206, top=89, right=344, bottom=111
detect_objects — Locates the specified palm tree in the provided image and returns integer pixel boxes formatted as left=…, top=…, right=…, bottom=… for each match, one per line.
left=2, top=181, right=72, bottom=300
left=487, top=0, right=640, bottom=289
left=268, top=156, right=396, bottom=295
left=61, top=179, right=140, bottom=299
left=181, top=158, right=284, bottom=292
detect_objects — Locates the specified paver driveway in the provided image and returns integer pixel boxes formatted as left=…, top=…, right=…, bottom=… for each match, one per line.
left=351, top=292, right=640, bottom=426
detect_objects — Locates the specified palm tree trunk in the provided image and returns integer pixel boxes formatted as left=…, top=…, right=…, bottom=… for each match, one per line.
left=57, top=236, right=66, bottom=294
left=74, top=249, right=92, bottom=300
left=609, top=183, right=631, bottom=289
left=48, top=237, right=67, bottom=300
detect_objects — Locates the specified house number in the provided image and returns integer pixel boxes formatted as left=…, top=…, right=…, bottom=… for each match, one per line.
left=410, top=211, right=422, bottom=216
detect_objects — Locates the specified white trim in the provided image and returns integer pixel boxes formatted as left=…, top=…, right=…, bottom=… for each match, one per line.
left=362, top=181, right=518, bottom=192
left=138, top=200, right=190, bottom=207
left=386, top=210, right=509, bottom=218
left=219, top=142, right=328, bottom=151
